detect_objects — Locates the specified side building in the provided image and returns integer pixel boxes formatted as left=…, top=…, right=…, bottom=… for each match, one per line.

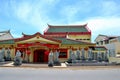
left=95, top=34, right=120, bottom=57
left=95, top=34, right=120, bottom=63
left=0, top=30, right=15, bottom=60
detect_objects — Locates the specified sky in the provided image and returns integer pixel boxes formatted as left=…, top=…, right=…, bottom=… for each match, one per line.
left=0, top=0, right=120, bottom=42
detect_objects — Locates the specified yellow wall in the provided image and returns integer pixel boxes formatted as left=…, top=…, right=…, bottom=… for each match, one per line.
left=10, top=48, right=15, bottom=60
left=68, top=34, right=91, bottom=42
left=29, top=47, right=34, bottom=62
left=115, top=42, right=120, bottom=53
left=109, top=57, right=120, bottom=63
left=60, top=44, right=95, bottom=49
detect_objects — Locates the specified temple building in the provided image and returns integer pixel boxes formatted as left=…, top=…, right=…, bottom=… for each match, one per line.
left=44, top=24, right=91, bottom=42
left=0, top=24, right=107, bottom=63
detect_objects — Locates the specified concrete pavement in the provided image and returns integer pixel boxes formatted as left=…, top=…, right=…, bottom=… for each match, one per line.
left=0, top=61, right=67, bottom=68
left=1, top=61, right=120, bottom=70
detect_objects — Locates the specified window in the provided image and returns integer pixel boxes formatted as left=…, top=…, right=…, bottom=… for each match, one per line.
left=59, top=52, right=67, bottom=58
left=96, top=42, right=99, bottom=45
left=87, top=39, right=90, bottom=40
left=117, top=52, right=120, bottom=54
left=100, top=41, right=103, bottom=45
left=59, top=49, right=67, bottom=58
left=76, top=39, right=82, bottom=40
left=105, top=40, right=109, bottom=44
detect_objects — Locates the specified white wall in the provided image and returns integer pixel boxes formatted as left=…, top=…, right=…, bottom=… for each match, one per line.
left=105, top=43, right=116, bottom=57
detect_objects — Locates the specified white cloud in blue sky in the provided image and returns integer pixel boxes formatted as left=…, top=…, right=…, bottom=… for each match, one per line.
left=0, top=0, right=120, bottom=42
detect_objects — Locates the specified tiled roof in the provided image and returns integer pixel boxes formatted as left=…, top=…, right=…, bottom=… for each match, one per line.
left=95, top=34, right=118, bottom=42
left=0, top=30, right=9, bottom=35
left=15, top=32, right=61, bottom=43
left=55, top=38, right=94, bottom=45
left=45, top=24, right=90, bottom=33
left=0, top=30, right=14, bottom=41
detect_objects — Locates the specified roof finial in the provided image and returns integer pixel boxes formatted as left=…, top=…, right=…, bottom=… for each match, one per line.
left=85, top=23, right=88, bottom=26
left=8, top=29, right=10, bottom=33
left=22, top=32, right=25, bottom=35
left=47, top=23, right=50, bottom=26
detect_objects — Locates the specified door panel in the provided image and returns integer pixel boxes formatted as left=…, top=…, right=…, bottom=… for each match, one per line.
left=34, top=50, right=45, bottom=63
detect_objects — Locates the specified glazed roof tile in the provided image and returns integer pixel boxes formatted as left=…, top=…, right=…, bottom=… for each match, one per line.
left=14, top=32, right=61, bottom=43
left=54, top=38, right=94, bottom=45
left=95, top=34, right=118, bottom=42
left=45, top=24, right=90, bottom=33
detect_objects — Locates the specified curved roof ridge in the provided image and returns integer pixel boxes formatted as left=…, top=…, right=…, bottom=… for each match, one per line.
left=0, top=30, right=10, bottom=33
left=48, top=23, right=87, bottom=27
left=15, top=32, right=61, bottom=43
left=22, top=32, right=42, bottom=37
left=45, top=23, right=90, bottom=33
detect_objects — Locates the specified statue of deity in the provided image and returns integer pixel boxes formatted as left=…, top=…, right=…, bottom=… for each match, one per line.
left=14, top=50, right=22, bottom=66
left=69, top=49, right=73, bottom=60
left=0, top=48, right=5, bottom=62
left=76, top=48, right=80, bottom=60
left=55, top=50, right=59, bottom=61
left=48, top=50, right=54, bottom=67
left=71, top=51, right=76, bottom=63
left=81, top=48, right=85, bottom=60
left=88, top=48, right=92, bottom=60
left=54, top=50, right=61, bottom=66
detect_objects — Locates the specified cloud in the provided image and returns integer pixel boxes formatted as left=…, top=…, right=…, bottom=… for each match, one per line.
left=59, top=0, right=91, bottom=23
left=60, top=5, right=80, bottom=23
left=59, top=0, right=120, bottom=24
left=10, top=29, right=22, bottom=38
left=87, top=17, right=120, bottom=32
left=10, top=0, right=60, bottom=33
left=73, top=16, right=120, bottom=42
left=43, top=0, right=60, bottom=5
left=0, top=0, right=120, bottom=40
left=101, top=0, right=120, bottom=16
left=58, top=0, right=120, bottom=42
left=15, top=2, right=32, bottom=21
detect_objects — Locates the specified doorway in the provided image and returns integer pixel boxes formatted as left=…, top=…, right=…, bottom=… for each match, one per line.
left=34, top=49, right=46, bottom=63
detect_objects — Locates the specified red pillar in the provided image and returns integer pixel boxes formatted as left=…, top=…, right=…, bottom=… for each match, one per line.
left=44, top=50, right=49, bottom=62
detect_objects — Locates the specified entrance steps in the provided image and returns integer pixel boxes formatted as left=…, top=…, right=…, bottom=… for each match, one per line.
left=53, top=63, right=67, bottom=68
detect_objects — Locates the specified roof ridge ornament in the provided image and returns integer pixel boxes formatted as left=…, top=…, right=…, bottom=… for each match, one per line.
left=0, top=30, right=10, bottom=33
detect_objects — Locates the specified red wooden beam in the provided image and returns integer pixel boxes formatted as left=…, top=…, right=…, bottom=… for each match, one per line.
left=17, top=43, right=59, bottom=48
